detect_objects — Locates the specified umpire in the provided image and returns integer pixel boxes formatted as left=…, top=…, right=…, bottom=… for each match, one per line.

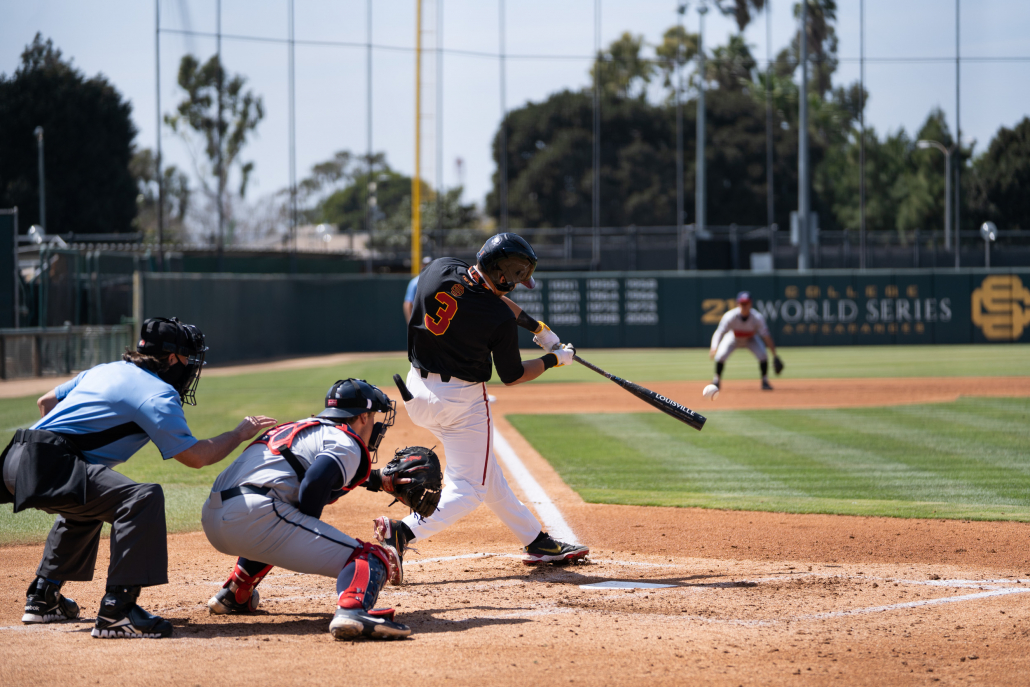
left=0, top=317, right=275, bottom=639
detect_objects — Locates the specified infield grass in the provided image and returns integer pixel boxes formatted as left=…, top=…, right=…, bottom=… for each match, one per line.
left=508, top=396, right=1030, bottom=521
left=0, top=344, right=1027, bottom=544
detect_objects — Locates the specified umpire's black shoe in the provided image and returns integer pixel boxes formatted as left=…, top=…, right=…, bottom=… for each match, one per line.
left=373, top=517, right=411, bottom=585
left=522, top=532, right=590, bottom=565
left=329, top=607, right=411, bottom=640
left=22, top=577, right=80, bottom=624
left=92, top=586, right=173, bottom=639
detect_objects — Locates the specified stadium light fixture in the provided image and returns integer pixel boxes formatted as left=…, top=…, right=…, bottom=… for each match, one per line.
left=916, top=139, right=953, bottom=252
left=980, top=221, right=997, bottom=268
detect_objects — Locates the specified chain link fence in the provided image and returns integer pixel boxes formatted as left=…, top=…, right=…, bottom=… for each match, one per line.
left=0, top=324, right=134, bottom=380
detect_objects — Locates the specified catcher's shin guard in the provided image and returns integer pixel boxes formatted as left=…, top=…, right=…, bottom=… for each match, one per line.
left=330, top=541, right=410, bottom=640
left=208, top=560, right=273, bottom=615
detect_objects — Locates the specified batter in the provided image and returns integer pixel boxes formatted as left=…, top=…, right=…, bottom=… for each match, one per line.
left=710, top=291, right=782, bottom=390
left=374, top=232, right=588, bottom=577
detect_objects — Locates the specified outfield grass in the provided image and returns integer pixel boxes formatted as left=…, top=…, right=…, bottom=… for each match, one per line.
left=1, top=345, right=1027, bottom=544
left=508, top=397, right=1030, bottom=521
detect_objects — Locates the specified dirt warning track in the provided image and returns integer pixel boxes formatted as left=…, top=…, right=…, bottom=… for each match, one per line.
left=2, top=376, right=1030, bottom=686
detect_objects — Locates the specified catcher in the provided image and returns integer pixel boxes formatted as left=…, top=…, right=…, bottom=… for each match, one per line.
left=200, top=379, right=442, bottom=640
left=710, top=291, right=784, bottom=391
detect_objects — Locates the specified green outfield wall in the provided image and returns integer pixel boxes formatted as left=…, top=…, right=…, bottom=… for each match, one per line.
left=141, top=269, right=1030, bottom=365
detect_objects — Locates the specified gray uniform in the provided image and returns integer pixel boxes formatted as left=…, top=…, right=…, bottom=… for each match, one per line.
left=201, top=423, right=364, bottom=578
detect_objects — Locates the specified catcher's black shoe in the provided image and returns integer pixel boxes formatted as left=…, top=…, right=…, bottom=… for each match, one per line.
left=373, top=516, right=410, bottom=585
left=522, top=533, right=590, bottom=565
left=208, top=586, right=260, bottom=615
left=761, top=378, right=774, bottom=391
left=329, top=607, right=411, bottom=640
left=92, top=586, right=173, bottom=639
left=22, top=577, right=80, bottom=624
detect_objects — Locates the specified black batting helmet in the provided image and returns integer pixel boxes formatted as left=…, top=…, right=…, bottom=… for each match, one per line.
left=476, top=232, right=538, bottom=292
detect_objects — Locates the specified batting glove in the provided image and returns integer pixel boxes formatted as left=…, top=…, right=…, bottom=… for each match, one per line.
left=533, top=322, right=561, bottom=352
left=552, top=343, right=576, bottom=367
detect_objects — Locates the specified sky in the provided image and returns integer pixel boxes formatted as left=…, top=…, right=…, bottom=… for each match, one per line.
left=3, top=0, right=1030, bottom=217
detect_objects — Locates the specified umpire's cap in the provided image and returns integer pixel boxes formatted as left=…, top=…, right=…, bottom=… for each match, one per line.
left=476, top=232, right=538, bottom=292
left=137, top=317, right=208, bottom=359
left=318, top=378, right=393, bottom=420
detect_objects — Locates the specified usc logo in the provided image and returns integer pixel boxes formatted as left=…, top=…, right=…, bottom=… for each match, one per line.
left=971, top=275, right=1030, bottom=341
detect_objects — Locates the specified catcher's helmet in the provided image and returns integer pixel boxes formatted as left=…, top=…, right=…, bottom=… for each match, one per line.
left=476, top=232, right=538, bottom=292
left=319, top=378, right=393, bottom=419
left=137, top=317, right=208, bottom=405
left=319, top=378, right=396, bottom=459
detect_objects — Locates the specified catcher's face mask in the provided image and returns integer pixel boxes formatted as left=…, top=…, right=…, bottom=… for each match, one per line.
left=367, top=407, right=395, bottom=462
left=366, top=387, right=396, bottom=462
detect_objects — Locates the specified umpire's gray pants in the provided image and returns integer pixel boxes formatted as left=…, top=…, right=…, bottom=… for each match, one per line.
left=36, top=463, right=167, bottom=587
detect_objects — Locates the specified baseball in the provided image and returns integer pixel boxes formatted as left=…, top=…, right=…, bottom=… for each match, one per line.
left=702, top=384, right=720, bottom=400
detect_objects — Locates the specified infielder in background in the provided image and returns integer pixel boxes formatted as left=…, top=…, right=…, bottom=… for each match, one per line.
left=0, top=317, right=275, bottom=639
left=202, top=379, right=431, bottom=640
left=375, top=232, right=588, bottom=576
left=710, top=291, right=783, bottom=391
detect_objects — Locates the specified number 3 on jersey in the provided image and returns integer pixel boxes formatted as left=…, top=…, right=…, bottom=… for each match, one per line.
left=425, top=291, right=458, bottom=335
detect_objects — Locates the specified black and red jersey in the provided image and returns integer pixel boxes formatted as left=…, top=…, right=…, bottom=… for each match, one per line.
left=407, top=258, right=524, bottom=384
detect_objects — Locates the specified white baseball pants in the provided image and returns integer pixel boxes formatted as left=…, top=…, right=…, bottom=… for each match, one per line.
left=714, top=333, right=767, bottom=363
left=400, top=365, right=541, bottom=546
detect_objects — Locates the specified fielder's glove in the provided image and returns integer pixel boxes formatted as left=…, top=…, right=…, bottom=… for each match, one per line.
left=532, top=321, right=561, bottom=352
left=379, top=446, right=443, bottom=518
left=773, top=355, right=785, bottom=375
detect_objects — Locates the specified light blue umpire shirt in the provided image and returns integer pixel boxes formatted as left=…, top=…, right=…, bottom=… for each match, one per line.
left=32, top=361, right=199, bottom=468
left=404, top=275, right=420, bottom=304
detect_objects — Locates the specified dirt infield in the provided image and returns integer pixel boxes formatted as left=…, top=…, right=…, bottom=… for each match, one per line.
left=3, top=377, right=1030, bottom=686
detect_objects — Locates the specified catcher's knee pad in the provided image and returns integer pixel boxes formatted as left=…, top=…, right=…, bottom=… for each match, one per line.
left=337, top=541, right=393, bottom=612
left=224, top=560, right=273, bottom=606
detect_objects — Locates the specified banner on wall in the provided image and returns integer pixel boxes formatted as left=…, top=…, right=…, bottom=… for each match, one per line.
left=508, top=269, right=1030, bottom=349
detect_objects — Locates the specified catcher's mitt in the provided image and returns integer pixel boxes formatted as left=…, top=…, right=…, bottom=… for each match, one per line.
left=381, top=446, right=443, bottom=518
left=773, top=355, right=785, bottom=375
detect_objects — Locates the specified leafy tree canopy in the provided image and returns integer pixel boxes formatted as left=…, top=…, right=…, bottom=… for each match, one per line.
left=0, top=34, right=138, bottom=233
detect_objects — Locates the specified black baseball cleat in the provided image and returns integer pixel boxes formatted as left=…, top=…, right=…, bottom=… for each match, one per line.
left=22, top=577, right=80, bottom=624
left=329, top=607, right=411, bottom=640
left=522, top=534, right=590, bottom=565
left=373, top=516, right=410, bottom=585
left=761, top=379, right=774, bottom=391
left=208, top=586, right=260, bottom=615
left=92, top=586, right=173, bottom=639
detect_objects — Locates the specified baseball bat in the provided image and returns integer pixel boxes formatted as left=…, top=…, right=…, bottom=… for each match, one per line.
left=393, top=373, right=414, bottom=402
left=572, top=355, right=707, bottom=431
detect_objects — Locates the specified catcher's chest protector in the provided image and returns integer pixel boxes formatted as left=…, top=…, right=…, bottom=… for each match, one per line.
left=249, top=419, right=371, bottom=490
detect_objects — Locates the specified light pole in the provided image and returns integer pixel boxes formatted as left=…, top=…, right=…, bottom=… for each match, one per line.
left=917, top=139, right=952, bottom=252
left=34, top=127, right=46, bottom=230
left=675, top=1, right=687, bottom=272
left=695, top=0, right=707, bottom=260
left=980, top=221, right=996, bottom=269
left=797, top=0, right=810, bottom=271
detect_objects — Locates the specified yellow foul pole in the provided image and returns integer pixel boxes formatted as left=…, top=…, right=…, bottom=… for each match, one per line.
left=411, top=0, right=422, bottom=275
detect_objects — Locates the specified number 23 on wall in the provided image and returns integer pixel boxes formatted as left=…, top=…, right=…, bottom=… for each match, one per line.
left=425, top=292, right=459, bottom=335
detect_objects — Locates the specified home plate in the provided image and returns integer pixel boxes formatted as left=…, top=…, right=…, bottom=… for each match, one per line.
left=580, top=581, right=676, bottom=590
